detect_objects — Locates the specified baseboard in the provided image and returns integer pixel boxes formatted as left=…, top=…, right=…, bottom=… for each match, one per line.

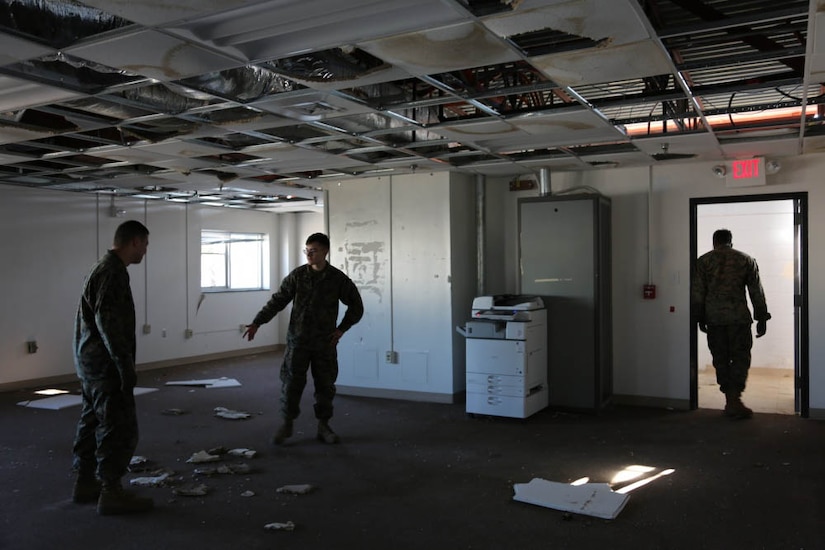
left=337, top=385, right=458, bottom=405
left=612, top=394, right=690, bottom=411
left=0, top=345, right=283, bottom=393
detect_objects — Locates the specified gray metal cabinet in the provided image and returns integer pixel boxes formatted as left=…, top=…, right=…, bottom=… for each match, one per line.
left=519, top=195, right=612, bottom=410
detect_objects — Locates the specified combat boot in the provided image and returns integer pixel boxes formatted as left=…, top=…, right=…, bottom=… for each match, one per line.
left=724, top=393, right=753, bottom=419
left=72, top=475, right=101, bottom=504
left=97, top=482, right=154, bottom=515
left=272, top=419, right=293, bottom=445
left=317, top=420, right=340, bottom=444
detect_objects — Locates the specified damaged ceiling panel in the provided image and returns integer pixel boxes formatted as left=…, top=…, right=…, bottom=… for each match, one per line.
left=0, top=0, right=823, bottom=210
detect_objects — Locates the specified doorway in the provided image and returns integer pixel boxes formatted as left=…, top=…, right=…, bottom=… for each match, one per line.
left=689, top=193, right=808, bottom=417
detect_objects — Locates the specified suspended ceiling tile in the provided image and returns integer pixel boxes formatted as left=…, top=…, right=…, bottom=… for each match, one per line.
left=0, top=32, right=55, bottom=65
left=213, top=113, right=296, bottom=132
left=66, top=30, right=243, bottom=81
left=722, top=137, right=801, bottom=158
left=482, top=0, right=651, bottom=47
left=132, top=138, right=231, bottom=157
left=254, top=145, right=355, bottom=172
left=0, top=76, right=83, bottom=112
left=75, top=0, right=263, bottom=27
left=0, top=125, right=56, bottom=145
left=460, top=162, right=534, bottom=177
left=530, top=40, right=674, bottom=88
left=144, top=156, right=225, bottom=171
left=357, top=22, right=520, bottom=76
left=428, top=118, right=518, bottom=143
left=518, top=156, right=587, bottom=170
left=431, top=112, right=622, bottom=152
left=250, top=90, right=376, bottom=121
left=170, top=0, right=468, bottom=62
left=803, top=134, right=825, bottom=154
left=83, top=147, right=181, bottom=165
left=0, top=152, right=33, bottom=165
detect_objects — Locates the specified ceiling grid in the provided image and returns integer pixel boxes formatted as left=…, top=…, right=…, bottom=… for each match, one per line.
left=0, top=0, right=821, bottom=210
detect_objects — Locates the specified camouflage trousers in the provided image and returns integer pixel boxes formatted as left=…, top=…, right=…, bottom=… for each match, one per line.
left=72, top=378, right=138, bottom=485
left=706, top=324, right=753, bottom=396
left=280, top=344, right=338, bottom=421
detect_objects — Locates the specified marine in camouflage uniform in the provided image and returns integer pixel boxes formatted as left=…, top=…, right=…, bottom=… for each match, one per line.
left=72, top=220, right=153, bottom=514
left=692, top=229, right=770, bottom=418
left=244, top=232, right=363, bottom=444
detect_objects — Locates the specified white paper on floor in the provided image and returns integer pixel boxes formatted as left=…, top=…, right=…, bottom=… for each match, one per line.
left=513, top=478, right=630, bottom=520
left=165, top=377, right=241, bottom=389
left=17, top=387, right=158, bottom=410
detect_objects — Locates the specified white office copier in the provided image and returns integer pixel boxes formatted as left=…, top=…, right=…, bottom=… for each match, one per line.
left=457, top=295, right=548, bottom=418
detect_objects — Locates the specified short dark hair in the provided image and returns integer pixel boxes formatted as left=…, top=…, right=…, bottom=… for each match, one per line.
left=114, top=220, right=150, bottom=247
left=306, top=232, right=330, bottom=249
left=713, top=229, right=732, bottom=247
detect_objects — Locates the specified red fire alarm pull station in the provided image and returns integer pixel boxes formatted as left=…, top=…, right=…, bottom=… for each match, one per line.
left=643, top=284, right=656, bottom=300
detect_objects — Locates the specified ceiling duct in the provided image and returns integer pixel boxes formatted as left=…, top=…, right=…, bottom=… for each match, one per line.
left=267, top=47, right=389, bottom=83
left=0, top=52, right=141, bottom=94
left=118, top=83, right=214, bottom=115
left=179, top=66, right=297, bottom=103
left=0, top=0, right=130, bottom=49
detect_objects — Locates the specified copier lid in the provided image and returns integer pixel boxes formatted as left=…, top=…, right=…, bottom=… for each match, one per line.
left=472, top=295, right=544, bottom=311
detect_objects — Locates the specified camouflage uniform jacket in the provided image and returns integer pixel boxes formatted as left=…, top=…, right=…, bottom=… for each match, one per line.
left=253, top=262, right=364, bottom=349
left=692, top=245, right=771, bottom=326
left=73, top=250, right=137, bottom=388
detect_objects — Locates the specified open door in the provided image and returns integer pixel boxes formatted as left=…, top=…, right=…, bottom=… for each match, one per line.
left=689, top=193, right=808, bottom=417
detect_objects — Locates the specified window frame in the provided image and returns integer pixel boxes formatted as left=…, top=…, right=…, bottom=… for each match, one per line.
left=200, top=230, right=270, bottom=292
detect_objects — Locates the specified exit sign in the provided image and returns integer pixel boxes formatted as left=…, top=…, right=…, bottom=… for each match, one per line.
left=725, top=157, right=767, bottom=188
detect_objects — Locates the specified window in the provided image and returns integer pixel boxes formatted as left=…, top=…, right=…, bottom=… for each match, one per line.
left=201, top=231, right=269, bottom=291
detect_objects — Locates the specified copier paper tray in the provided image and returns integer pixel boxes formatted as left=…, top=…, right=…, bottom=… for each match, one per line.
left=464, top=320, right=506, bottom=339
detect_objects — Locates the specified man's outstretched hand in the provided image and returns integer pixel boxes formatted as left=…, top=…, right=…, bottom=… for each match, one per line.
left=243, top=324, right=259, bottom=341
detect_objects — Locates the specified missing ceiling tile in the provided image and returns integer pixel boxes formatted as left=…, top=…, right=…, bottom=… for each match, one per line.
left=509, top=28, right=609, bottom=57
left=267, top=47, right=389, bottom=83
left=0, top=0, right=131, bottom=49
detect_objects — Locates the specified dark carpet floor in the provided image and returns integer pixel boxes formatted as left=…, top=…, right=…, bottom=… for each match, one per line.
left=1, top=351, right=824, bottom=550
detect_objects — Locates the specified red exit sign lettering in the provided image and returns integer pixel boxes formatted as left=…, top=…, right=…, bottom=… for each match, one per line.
left=732, top=158, right=760, bottom=179
left=726, top=157, right=766, bottom=187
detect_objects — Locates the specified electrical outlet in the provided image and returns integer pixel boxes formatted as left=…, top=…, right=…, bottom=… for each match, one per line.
left=184, top=329, right=194, bottom=339
left=240, top=324, right=247, bottom=333
left=142, top=324, right=151, bottom=334
left=384, top=351, right=398, bottom=364
left=26, top=341, right=38, bottom=354
left=162, top=329, right=167, bottom=338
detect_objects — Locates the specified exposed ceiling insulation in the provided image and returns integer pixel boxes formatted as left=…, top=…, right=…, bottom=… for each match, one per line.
left=0, top=0, right=822, bottom=211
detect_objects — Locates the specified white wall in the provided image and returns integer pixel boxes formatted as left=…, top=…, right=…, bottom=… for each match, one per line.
left=484, top=153, right=825, bottom=416
left=0, top=184, right=321, bottom=387
left=327, top=173, right=475, bottom=401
